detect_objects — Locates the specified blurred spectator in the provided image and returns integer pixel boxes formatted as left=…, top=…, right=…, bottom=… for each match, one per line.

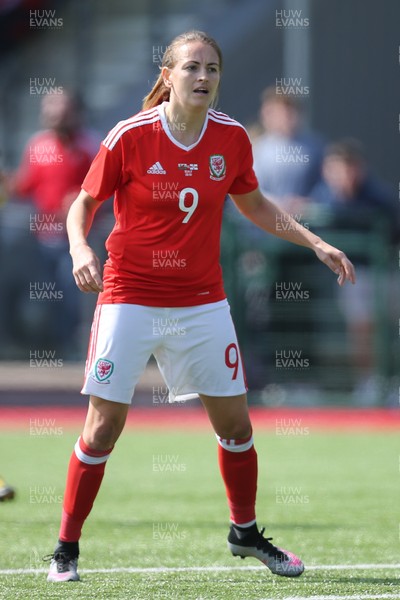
left=311, top=138, right=395, bottom=213
left=252, top=86, right=324, bottom=207
left=224, top=88, right=324, bottom=388
left=310, top=139, right=397, bottom=401
left=0, top=90, right=99, bottom=358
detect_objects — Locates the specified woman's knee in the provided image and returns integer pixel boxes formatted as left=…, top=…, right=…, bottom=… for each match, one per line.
left=82, top=396, right=128, bottom=450
left=200, top=393, right=252, bottom=440
left=214, top=419, right=252, bottom=440
left=83, top=419, right=120, bottom=450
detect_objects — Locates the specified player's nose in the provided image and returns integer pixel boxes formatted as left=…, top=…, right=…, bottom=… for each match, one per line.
left=197, top=69, right=208, bottom=81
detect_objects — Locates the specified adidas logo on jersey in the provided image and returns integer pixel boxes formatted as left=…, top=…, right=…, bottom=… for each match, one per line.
left=147, top=161, right=166, bottom=175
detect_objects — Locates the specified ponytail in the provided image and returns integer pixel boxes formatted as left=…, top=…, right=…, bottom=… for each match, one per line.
left=142, top=73, right=170, bottom=111
left=142, top=30, right=223, bottom=112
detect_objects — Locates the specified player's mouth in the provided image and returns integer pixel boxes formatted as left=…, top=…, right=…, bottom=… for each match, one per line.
left=193, top=87, right=209, bottom=95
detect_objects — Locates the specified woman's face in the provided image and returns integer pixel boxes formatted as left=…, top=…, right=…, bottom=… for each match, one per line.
left=323, top=156, right=364, bottom=200
left=261, top=100, right=300, bottom=137
left=40, top=93, right=78, bottom=131
left=162, top=41, right=221, bottom=111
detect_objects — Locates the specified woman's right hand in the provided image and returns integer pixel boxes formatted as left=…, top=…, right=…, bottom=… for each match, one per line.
left=70, top=243, right=104, bottom=293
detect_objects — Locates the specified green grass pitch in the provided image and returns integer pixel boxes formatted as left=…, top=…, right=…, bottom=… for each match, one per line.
left=0, top=425, right=398, bottom=599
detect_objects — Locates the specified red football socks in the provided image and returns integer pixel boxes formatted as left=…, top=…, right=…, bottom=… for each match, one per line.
left=59, top=432, right=257, bottom=541
left=59, top=436, right=113, bottom=542
left=217, top=431, right=258, bottom=526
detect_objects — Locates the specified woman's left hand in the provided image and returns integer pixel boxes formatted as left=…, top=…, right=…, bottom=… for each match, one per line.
left=313, top=240, right=356, bottom=286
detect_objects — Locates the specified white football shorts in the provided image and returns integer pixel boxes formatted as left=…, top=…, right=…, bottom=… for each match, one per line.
left=81, top=299, right=247, bottom=404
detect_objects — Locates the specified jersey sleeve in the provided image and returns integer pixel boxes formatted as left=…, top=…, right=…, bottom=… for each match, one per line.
left=228, top=129, right=259, bottom=195
left=82, top=138, right=123, bottom=201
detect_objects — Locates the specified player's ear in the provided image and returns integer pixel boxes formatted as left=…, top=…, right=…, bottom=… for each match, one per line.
left=161, top=66, right=172, bottom=87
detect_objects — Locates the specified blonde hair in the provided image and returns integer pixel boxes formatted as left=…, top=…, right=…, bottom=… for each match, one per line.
left=142, top=30, right=223, bottom=111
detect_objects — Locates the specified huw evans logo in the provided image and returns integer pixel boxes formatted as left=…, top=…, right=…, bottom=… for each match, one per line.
left=275, top=145, right=309, bottom=164
left=152, top=454, right=186, bottom=472
left=275, top=486, right=309, bottom=504
left=29, top=78, right=63, bottom=95
left=29, top=486, right=62, bottom=504
left=275, top=418, right=310, bottom=436
left=275, top=77, right=309, bottom=96
left=275, top=9, right=309, bottom=28
left=30, top=282, right=63, bottom=301
left=30, top=10, right=63, bottom=29
left=152, top=386, right=186, bottom=405
left=29, top=144, right=63, bottom=164
left=152, top=182, right=179, bottom=201
left=152, top=45, right=168, bottom=65
left=152, top=318, right=186, bottom=337
left=152, top=522, right=187, bottom=541
left=30, top=350, right=63, bottom=368
left=30, top=213, right=63, bottom=232
left=30, top=418, right=63, bottom=436
left=275, top=282, right=309, bottom=301
left=275, top=350, right=310, bottom=370
left=275, top=213, right=309, bottom=231
left=152, top=250, right=186, bottom=269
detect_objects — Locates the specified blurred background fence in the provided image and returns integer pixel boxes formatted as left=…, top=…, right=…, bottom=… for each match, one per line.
left=0, top=0, right=398, bottom=406
left=221, top=204, right=398, bottom=406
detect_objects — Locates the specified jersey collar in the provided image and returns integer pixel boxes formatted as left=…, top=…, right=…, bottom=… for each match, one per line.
left=157, top=102, right=209, bottom=152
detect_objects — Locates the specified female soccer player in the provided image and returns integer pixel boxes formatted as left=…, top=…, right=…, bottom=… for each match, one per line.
left=47, top=30, right=355, bottom=582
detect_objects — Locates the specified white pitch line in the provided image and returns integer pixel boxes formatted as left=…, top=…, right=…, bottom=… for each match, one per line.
left=0, top=563, right=399, bottom=576
left=273, top=596, right=400, bottom=600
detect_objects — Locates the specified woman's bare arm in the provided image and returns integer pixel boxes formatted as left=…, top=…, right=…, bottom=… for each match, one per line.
left=66, top=190, right=104, bottom=293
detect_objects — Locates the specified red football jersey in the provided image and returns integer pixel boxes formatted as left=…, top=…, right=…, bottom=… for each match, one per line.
left=15, top=129, right=96, bottom=213
left=82, top=102, right=258, bottom=307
